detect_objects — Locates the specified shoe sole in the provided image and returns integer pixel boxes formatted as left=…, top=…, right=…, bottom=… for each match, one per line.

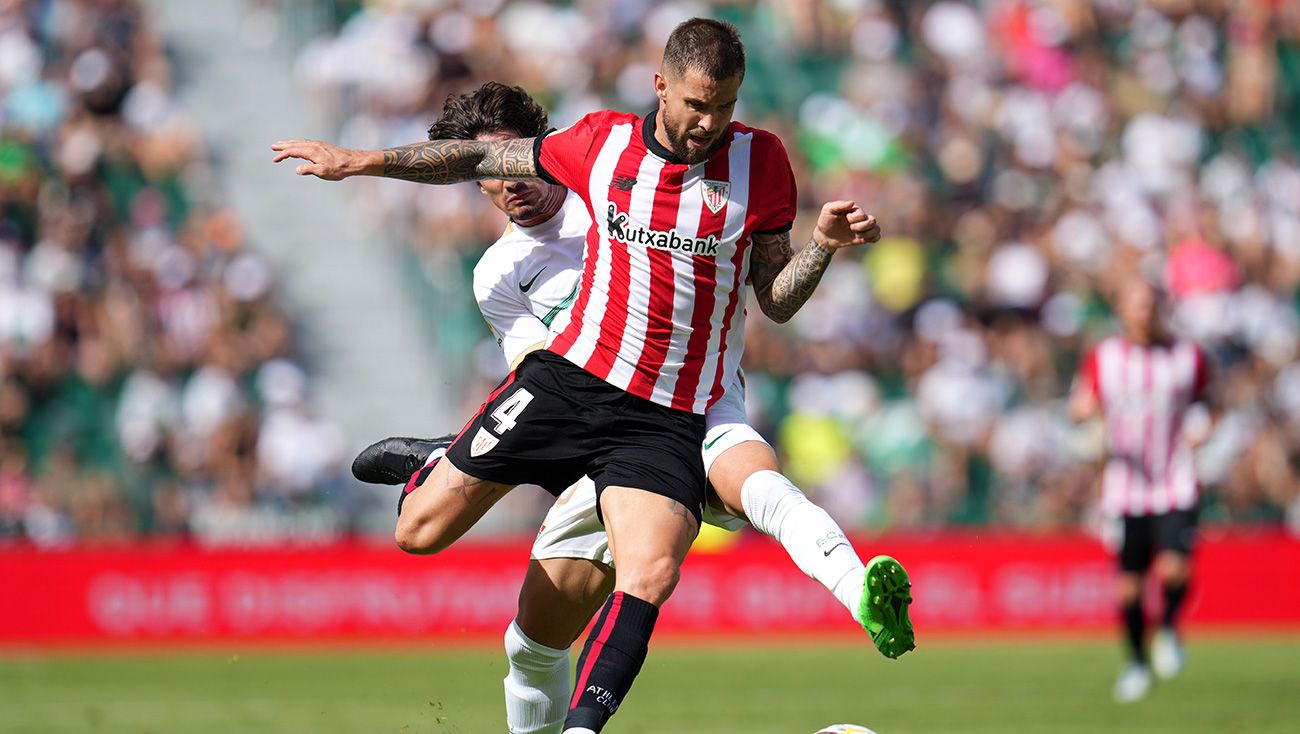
left=860, top=555, right=915, bottom=659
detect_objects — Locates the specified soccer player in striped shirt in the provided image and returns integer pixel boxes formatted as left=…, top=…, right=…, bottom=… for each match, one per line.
left=349, top=81, right=910, bottom=734
left=1071, top=276, right=1212, bottom=702
left=273, top=19, right=910, bottom=734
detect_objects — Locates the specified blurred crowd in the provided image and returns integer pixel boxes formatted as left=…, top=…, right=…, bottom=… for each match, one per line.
left=302, top=0, right=1299, bottom=535
left=0, top=0, right=349, bottom=546
left=2, top=0, right=1296, bottom=546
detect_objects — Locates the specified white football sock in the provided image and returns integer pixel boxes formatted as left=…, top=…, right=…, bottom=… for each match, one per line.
left=423, top=446, right=447, bottom=468
left=504, top=619, right=570, bottom=734
left=740, top=470, right=868, bottom=623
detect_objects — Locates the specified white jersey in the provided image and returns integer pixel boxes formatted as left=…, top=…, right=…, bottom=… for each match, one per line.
left=472, top=192, right=589, bottom=368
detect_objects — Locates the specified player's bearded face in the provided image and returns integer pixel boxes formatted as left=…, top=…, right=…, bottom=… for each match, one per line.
left=655, top=69, right=741, bottom=164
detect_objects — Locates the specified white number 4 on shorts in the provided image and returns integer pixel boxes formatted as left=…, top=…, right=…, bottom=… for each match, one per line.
left=490, top=388, right=535, bottom=433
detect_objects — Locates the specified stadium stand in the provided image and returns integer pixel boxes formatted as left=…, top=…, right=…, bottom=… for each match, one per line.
left=1, top=0, right=1296, bottom=544
left=0, top=0, right=350, bottom=546
left=296, top=0, right=1299, bottom=534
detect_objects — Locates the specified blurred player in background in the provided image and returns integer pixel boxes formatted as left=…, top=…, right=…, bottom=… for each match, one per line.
left=1071, top=276, right=1212, bottom=703
left=275, top=19, right=909, bottom=734
left=345, top=81, right=910, bottom=734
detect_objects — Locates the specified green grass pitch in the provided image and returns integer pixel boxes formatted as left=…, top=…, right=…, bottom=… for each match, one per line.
left=3, top=637, right=1297, bottom=733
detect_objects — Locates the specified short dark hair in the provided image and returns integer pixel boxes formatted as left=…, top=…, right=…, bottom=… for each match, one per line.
left=662, top=18, right=746, bottom=82
left=426, top=82, right=549, bottom=141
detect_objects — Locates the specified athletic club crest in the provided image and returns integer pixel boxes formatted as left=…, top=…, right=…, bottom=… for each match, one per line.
left=469, top=426, right=499, bottom=457
left=701, top=180, right=730, bottom=214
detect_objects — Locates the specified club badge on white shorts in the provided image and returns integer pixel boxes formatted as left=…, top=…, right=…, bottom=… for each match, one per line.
left=702, top=180, right=730, bottom=214
left=470, top=426, right=500, bottom=457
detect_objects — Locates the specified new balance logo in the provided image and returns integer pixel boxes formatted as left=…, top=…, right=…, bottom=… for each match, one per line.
left=609, top=175, right=637, bottom=191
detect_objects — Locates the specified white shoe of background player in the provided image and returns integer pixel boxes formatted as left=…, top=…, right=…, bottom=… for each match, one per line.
left=1151, top=626, right=1185, bottom=679
left=1113, top=662, right=1153, bottom=703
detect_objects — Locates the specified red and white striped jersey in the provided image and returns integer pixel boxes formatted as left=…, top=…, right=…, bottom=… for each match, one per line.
left=534, top=110, right=797, bottom=414
left=1076, top=336, right=1211, bottom=517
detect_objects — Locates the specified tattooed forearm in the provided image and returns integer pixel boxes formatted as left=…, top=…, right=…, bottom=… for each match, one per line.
left=382, top=140, right=479, bottom=183
left=481, top=137, right=539, bottom=179
left=381, top=137, right=539, bottom=184
left=750, top=231, right=835, bottom=323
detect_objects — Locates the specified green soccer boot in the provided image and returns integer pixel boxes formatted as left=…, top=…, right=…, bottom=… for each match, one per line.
left=859, top=555, right=915, bottom=659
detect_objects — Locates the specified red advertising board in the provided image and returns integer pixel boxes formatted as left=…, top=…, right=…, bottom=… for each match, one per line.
left=1, top=532, right=1297, bottom=645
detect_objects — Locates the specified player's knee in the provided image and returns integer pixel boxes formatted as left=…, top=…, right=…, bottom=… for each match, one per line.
left=505, top=622, right=546, bottom=671
left=393, top=514, right=451, bottom=555
left=1115, top=574, right=1142, bottom=604
left=617, top=558, right=680, bottom=605
left=1155, top=553, right=1189, bottom=584
left=504, top=624, right=529, bottom=667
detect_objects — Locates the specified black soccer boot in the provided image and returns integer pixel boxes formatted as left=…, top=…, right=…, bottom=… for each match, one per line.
left=351, top=434, right=456, bottom=485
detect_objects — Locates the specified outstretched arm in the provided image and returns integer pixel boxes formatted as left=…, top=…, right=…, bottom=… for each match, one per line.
left=749, top=201, right=880, bottom=323
left=270, top=137, right=541, bottom=184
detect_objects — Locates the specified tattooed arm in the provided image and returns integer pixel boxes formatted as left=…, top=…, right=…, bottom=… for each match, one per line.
left=749, top=230, right=832, bottom=324
left=271, top=137, right=540, bottom=183
left=749, top=201, right=881, bottom=324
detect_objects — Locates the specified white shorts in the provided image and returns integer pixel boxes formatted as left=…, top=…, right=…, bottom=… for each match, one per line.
left=531, top=476, right=612, bottom=565
left=531, top=378, right=766, bottom=561
left=701, top=378, right=767, bottom=531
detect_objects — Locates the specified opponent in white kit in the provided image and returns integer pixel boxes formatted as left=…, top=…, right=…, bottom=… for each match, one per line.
left=345, top=82, right=915, bottom=734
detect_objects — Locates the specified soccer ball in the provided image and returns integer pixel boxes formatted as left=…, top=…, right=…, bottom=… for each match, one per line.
left=814, top=726, right=879, bottom=734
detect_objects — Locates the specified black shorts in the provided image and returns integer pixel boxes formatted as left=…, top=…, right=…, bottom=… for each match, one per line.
left=444, top=350, right=707, bottom=523
left=1117, top=509, right=1198, bottom=573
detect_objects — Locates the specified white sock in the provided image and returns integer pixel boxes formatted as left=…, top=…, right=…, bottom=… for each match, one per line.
left=740, top=470, right=868, bottom=623
left=561, top=729, right=596, bottom=734
left=504, top=619, right=570, bottom=734
left=422, top=446, right=447, bottom=468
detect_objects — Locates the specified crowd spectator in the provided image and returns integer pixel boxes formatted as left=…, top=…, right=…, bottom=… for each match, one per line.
left=297, top=0, right=1300, bottom=535
left=0, top=0, right=348, bottom=546
left=4, top=0, right=1294, bottom=543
